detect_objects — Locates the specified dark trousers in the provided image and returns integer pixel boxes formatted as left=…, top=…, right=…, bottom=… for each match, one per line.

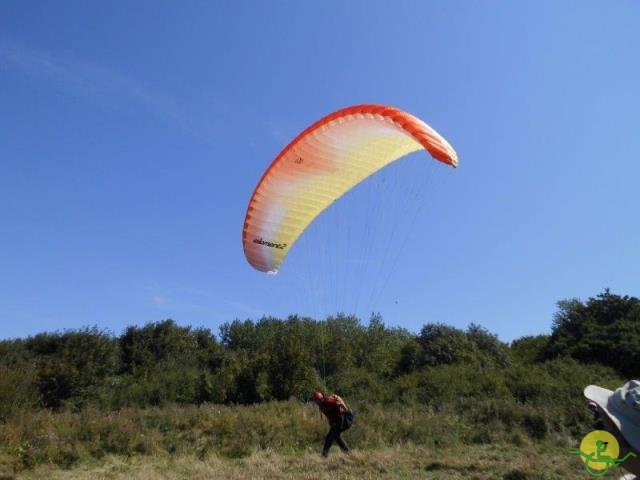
left=322, top=418, right=349, bottom=456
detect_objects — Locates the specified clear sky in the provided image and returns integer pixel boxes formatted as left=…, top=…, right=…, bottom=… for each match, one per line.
left=1, top=1, right=639, bottom=342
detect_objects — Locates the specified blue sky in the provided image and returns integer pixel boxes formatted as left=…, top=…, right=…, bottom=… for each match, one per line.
left=1, top=1, right=638, bottom=342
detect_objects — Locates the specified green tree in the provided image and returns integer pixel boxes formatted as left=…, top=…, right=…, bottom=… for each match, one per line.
left=119, top=319, right=197, bottom=374
left=25, top=327, right=117, bottom=408
left=510, top=335, right=549, bottom=364
left=544, top=289, right=640, bottom=377
left=417, top=323, right=473, bottom=367
left=466, top=323, right=511, bottom=367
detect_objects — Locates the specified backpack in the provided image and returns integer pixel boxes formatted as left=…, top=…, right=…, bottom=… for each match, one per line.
left=341, top=410, right=354, bottom=431
left=328, top=393, right=354, bottom=431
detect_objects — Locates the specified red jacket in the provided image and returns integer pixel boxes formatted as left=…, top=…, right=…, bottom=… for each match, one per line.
left=318, top=395, right=345, bottom=423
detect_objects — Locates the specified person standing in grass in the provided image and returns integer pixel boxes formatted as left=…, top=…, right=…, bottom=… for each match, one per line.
left=312, top=391, right=354, bottom=457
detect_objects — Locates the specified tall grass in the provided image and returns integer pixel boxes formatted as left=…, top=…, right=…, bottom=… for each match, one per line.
left=0, top=396, right=591, bottom=474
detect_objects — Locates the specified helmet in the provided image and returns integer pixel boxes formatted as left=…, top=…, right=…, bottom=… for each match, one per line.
left=312, top=391, right=324, bottom=401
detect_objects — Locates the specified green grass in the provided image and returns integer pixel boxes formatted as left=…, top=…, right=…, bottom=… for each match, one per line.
left=5, top=444, right=588, bottom=480
left=0, top=399, right=607, bottom=479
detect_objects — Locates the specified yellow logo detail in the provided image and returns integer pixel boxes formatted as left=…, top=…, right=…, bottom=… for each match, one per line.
left=570, top=430, right=636, bottom=476
left=579, top=430, right=619, bottom=472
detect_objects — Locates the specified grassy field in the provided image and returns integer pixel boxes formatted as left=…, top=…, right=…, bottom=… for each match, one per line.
left=5, top=444, right=590, bottom=480
left=0, top=400, right=608, bottom=479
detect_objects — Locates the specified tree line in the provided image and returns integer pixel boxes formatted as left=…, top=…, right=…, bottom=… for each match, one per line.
left=1, top=289, right=638, bottom=419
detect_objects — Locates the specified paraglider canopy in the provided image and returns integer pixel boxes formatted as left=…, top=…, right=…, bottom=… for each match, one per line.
left=243, top=104, right=458, bottom=274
